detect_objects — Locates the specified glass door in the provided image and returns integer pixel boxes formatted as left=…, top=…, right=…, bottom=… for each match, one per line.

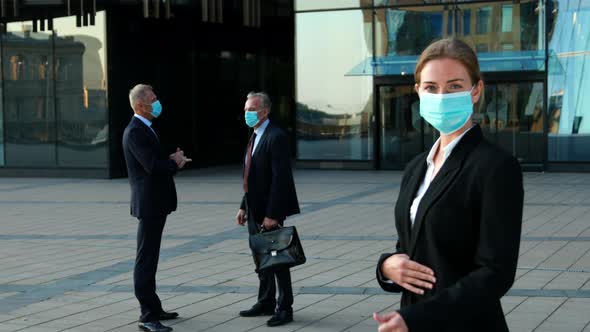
left=480, top=82, right=544, bottom=164
left=378, top=85, right=435, bottom=168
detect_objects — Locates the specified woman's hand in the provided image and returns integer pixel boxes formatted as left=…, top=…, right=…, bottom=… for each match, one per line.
left=381, top=253, right=436, bottom=295
left=373, top=312, right=408, bottom=332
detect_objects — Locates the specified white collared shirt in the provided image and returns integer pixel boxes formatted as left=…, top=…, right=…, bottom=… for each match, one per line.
left=133, top=114, right=157, bottom=138
left=245, top=119, right=270, bottom=164
left=409, top=126, right=474, bottom=226
left=252, top=119, right=269, bottom=154
left=134, top=114, right=151, bottom=127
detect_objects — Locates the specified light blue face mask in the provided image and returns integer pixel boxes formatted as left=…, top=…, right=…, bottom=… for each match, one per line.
left=419, top=89, right=474, bottom=135
left=244, top=111, right=260, bottom=128
left=150, top=100, right=162, bottom=118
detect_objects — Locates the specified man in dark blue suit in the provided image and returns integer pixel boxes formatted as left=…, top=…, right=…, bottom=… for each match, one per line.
left=123, top=84, right=191, bottom=332
left=236, top=92, right=300, bottom=327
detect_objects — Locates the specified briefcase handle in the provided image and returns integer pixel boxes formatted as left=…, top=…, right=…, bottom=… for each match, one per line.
left=259, top=223, right=283, bottom=233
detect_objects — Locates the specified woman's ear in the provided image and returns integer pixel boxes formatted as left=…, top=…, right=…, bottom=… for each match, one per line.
left=414, top=83, right=420, bottom=95
left=472, top=80, right=484, bottom=104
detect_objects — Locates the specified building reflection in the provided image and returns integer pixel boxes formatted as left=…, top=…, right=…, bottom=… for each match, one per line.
left=1, top=17, right=108, bottom=168
left=295, top=0, right=589, bottom=167
left=296, top=103, right=370, bottom=140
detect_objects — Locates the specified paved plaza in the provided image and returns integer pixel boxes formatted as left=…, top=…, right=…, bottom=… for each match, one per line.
left=0, top=168, right=589, bottom=331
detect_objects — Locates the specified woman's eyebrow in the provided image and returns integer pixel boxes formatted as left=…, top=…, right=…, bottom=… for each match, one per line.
left=446, top=78, right=465, bottom=83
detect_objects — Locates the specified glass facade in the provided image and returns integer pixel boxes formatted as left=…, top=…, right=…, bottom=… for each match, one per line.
left=3, top=22, right=55, bottom=167
left=379, top=85, right=430, bottom=168
left=296, top=9, right=374, bottom=160
left=0, top=12, right=108, bottom=169
left=0, top=1, right=293, bottom=177
left=296, top=0, right=590, bottom=169
left=547, top=0, right=590, bottom=162
left=53, top=14, right=108, bottom=168
left=480, top=82, right=544, bottom=164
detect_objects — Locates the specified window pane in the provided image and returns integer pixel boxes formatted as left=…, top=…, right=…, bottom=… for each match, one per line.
left=548, top=0, right=590, bottom=161
left=379, top=85, right=425, bottom=168
left=296, top=10, right=374, bottom=160
left=476, top=6, right=491, bottom=34
left=53, top=12, right=108, bottom=168
left=501, top=5, right=513, bottom=32
left=2, top=22, right=55, bottom=167
left=463, top=10, right=471, bottom=35
left=485, top=83, right=544, bottom=164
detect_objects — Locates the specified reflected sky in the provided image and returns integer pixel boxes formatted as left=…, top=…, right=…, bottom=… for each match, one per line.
left=296, top=10, right=372, bottom=115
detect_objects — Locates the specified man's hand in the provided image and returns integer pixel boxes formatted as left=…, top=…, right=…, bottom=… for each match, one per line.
left=170, top=147, right=192, bottom=169
left=373, top=312, right=408, bottom=332
left=236, top=209, right=247, bottom=226
left=169, top=148, right=184, bottom=165
left=262, top=217, right=278, bottom=230
left=381, top=253, right=435, bottom=295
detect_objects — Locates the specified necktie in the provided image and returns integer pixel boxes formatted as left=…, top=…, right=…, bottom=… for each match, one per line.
left=243, top=132, right=257, bottom=193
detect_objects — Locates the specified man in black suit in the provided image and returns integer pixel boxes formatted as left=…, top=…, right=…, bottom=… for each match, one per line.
left=123, top=84, right=191, bottom=332
left=236, top=92, right=300, bottom=327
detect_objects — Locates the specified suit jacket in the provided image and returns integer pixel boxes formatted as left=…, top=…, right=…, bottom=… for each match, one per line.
left=240, top=122, right=300, bottom=223
left=122, top=116, right=178, bottom=218
left=376, top=125, right=523, bottom=332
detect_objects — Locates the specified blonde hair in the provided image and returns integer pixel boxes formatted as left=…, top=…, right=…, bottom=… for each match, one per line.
left=414, top=38, right=482, bottom=86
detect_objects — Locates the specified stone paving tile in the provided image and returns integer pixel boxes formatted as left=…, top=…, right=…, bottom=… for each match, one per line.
left=506, top=297, right=568, bottom=331
left=544, top=272, right=590, bottom=290
left=513, top=270, right=562, bottom=289
left=297, top=295, right=395, bottom=332
left=0, top=170, right=589, bottom=331
left=534, top=298, right=590, bottom=332
left=517, top=241, right=569, bottom=267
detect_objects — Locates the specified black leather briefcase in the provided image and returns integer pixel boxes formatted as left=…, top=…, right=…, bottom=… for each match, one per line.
left=249, top=226, right=306, bottom=271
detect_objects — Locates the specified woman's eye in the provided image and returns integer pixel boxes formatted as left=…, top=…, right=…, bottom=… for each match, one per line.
left=424, top=86, right=436, bottom=92
left=450, top=84, right=463, bottom=90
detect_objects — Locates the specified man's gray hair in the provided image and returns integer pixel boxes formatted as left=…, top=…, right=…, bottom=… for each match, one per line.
left=129, top=84, right=153, bottom=110
left=247, top=91, right=271, bottom=111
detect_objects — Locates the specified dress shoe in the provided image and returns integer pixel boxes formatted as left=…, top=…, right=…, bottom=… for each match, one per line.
left=138, top=321, right=173, bottom=332
left=267, top=310, right=293, bottom=327
left=239, top=303, right=275, bottom=317
left=158, top=311, right=179, bottom=320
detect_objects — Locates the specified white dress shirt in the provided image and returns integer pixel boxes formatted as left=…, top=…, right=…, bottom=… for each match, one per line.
left=133, top=114, right=158, bottom=138
left=245, top=119, right=270, bottom=164
left=409, top=126, right=474, bottom=226
left=252, top=119, right=269, bottom=154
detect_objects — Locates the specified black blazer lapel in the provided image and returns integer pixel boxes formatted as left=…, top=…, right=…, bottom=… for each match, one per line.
left=408, top=125, right=483, bottom=256
left=252, top=123, right=272, bottom=162
left=399, top=160, right=428, bottom=251
left=132, top=117, right=160, bottom=148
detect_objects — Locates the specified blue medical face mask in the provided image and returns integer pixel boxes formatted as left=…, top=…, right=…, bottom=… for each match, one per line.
left=244, top=110, right=260, bottom=128
left=419, top=88, right=474, bottom=135
left=150, top=100, right=162, bottom=118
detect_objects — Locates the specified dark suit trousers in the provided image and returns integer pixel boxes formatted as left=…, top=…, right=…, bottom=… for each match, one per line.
left=134, top=216, right=166, bottom=322
left=245, top=197, right=294, bottom=312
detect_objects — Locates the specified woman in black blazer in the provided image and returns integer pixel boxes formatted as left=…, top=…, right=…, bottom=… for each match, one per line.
left=374, top=38, right=524, bottom=332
